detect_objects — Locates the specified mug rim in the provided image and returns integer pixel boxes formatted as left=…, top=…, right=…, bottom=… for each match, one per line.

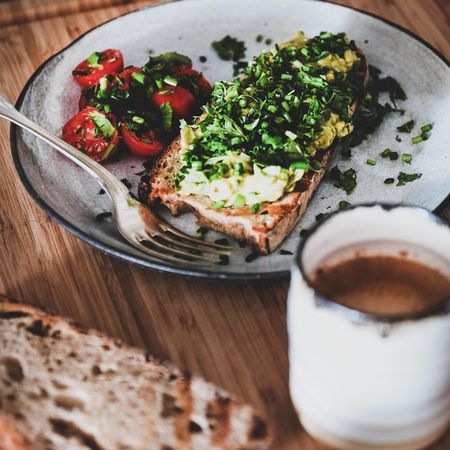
left=294, top=202, right=450, bottom=324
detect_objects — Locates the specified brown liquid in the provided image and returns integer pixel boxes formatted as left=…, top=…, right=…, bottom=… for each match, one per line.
left=310, top=255, right=450, bottom=316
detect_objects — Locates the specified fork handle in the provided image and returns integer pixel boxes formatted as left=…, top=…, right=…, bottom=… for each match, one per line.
left=0, top=91, right=130, bottom=201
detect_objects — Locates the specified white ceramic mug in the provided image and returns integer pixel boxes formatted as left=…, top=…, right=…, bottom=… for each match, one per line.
left=288, top=205, right=450, bottom=450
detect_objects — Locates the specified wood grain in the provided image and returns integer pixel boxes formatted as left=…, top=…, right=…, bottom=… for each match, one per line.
left=0, top=1, right=448, bottom=449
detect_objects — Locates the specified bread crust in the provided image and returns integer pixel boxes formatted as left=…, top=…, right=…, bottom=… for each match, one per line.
left=141, top=51, right=368, bottom=254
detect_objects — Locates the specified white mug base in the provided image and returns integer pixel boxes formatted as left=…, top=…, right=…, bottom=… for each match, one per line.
left=299, top=410, right=448, bottom=450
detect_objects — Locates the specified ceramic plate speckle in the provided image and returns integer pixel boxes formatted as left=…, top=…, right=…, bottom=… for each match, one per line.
left=11, top=0, right=450, bottom=279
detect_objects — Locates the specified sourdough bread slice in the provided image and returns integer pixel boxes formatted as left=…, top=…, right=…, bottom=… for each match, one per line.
left=140, top=140, right=335, bottom=254
left=140, top=52, right=368, bottom=255
left=0, top=298, right=270, bottom=450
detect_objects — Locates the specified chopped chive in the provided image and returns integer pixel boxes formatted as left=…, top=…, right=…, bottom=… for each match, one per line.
left=389, top=151, right=398, bottom=160
left=384, top=178, right=395, bottom=184
left=164, top=75, right=178, bottom=86
left=191, top=161, right=202, bottom=170
left=256, top=34, right=263, bottom=43
left=412, top=135, right=423, bottom=144
left=381, top=148, right=391, bottom=158
left=251, top=203, right=261, bottom=213
left=212, top=200, right=226, bottom=209
left=131, top=71, right=145, bottom=84
left=281, top=73, right=293, bottom=81
left=132, top=116, right=144, bottom=124
left=265, top=38, right=272, bottom=45
left=401, top=153, right=412, bottom=164
left=267, top=104, right=278, bottom=113
left=366, top=159, right=376, bottom=166
left=292, top=161, right=308, bottom=170
left=234, top=194, right=245, bottom=207
left=395, top=134, right=402, bottom=142
left=420, top=123, right=433, bottom=133
left=338, top=200, right=351, bottom=210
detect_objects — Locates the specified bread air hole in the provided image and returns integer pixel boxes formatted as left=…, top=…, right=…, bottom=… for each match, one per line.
left=54, top=395, right=85, bottom=411
left=1, top=356, right=24, bottom=382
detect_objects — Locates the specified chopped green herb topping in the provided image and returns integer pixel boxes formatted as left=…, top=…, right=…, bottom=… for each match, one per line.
left=131, top=71, right=145, bottom=85
left=397, top=172, right=422, bottom=186
left=384, top=178, right=395, bottom=184
left=401, top=153, right=412, bottom=164
left=87, top=52, right=102, bottom=68
left=256, top=35, right=264, bottom=43
left=212, top=35, right=246, bottom=62
left=330, top=166, right=357, bottom=195
left=366, top=159, right=376, bottom=166
left=160, top=102, right=173, bottom=131
left=396, top=120, right=414, bottom=133
left=338, top=200, right=351, bottom=210
left=88, top=111, right=115, bottom=138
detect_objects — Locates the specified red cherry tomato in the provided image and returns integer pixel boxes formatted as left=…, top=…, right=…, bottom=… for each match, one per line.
left=62, top=107, right=120, bottom=163
left=115, top=66, right=144, bottom=92
left=171, top=63, right=212, bottom=94
left=121, top=124, right=164, bottom=157
left=151, top=86, right=196, bottom=120
left=72, top=49, right=124, bottom=88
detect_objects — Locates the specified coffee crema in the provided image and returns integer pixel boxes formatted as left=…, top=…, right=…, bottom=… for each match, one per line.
left=309, top=255, right=450, bottom=316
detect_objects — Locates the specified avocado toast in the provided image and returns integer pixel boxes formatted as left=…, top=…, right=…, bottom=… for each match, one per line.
left=140, top=32, right=368, bottom=254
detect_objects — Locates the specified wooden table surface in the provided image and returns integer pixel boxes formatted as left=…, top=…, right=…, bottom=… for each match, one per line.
left=0, top=0, right=448, bottom=448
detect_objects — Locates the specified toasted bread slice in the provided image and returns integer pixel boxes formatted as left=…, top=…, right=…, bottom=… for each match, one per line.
left=0, top=297, right=270, bottom=450
left=140, top=50, right=368, bottom=255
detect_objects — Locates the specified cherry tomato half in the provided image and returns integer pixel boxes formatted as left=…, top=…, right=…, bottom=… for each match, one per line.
left=116, top=66, right=145, bottom=92
left=121, top=124, right=164, bottom=157
left=151, top=85, right=196, bottom=120
left=62, top=107, right=120, bottom=163
left=72, top=49, right=124, bottom=88
left=171, top=63, right=212, bottom=94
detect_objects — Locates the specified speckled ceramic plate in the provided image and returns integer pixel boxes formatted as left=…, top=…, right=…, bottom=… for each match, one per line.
left=11, top=0, right=450, bottom=279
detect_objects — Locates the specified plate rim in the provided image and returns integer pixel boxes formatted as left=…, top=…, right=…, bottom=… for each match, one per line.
left=10, top=0, right=450, bottom=280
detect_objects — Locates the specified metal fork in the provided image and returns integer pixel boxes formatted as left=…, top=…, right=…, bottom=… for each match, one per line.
left=0, top=92, right=230, bottom=265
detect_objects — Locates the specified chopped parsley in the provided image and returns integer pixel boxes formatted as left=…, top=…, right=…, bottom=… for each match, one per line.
left=330, top=166, right=357, bottom=195
left=338, top=200, right=351, bottom=210
left=397, top=172, right=422, bottom=186
left=212, top=35, right=246, bottom=61
left=88, top=111, right=115, bottom=138
left=396, top=120, right=414, bottom=133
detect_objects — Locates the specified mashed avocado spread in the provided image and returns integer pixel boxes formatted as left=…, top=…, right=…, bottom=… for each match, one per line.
left=175, top=32, right=364, bottom=211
